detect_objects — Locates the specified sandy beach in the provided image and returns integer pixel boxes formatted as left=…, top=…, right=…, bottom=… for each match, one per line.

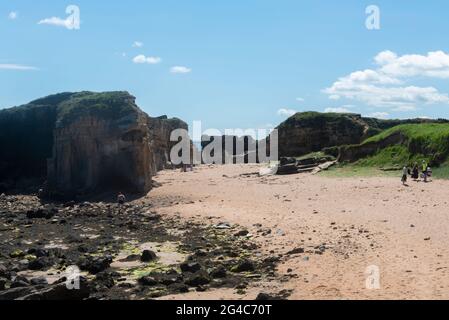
left=150, top=164, right=449, bottom=300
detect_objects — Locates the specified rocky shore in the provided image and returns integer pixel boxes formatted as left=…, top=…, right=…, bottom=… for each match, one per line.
left=0, top=192, right=284, bottom=300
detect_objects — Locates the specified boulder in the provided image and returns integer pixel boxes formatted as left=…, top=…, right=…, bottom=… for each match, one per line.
left=26, top=207, right=57, bottom=219
left=30, top=277, right=49, bottom=286
left=180, top=262, right=202, bottom=273
left=0, top=287, right=35, bottom=300
left=140, top=250, right=157, bottom=262
left=17, top=278, right=90, bottom=300
left=78, top=255, right=112, bottom=274
left=232, top=259, right=256, bottom=273
left=28, top=257, right=52, bottom=271
left=209, top=265, right=227, bottom=278
left=184, top=270, right=211, bottom=287
left=138, top=276, right=158, bottom=286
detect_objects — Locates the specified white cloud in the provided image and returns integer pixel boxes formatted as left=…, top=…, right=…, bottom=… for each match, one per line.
left=8, top=12, right=18, bottom=20
left=368, top=112, right=390, bottom=119
left=132, top=41, right=143, bottom=48
left=296, top=97, right=305, bottom=102
left=170, top=66, right=191, bottom=74
left=277, top=108, right=297, bottom=117
left=324, top=50, right=449, bottom=110
left=376, top=50, right=449, bottom=79
left=324, top=107, right=352, bottom=113
left=133, top=55, right=161, bottom=64
left=38, top=17, right=76, bottom=29
left=0, top=64, right=38, bottom=71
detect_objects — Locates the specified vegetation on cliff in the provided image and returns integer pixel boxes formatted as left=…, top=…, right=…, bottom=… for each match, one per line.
left=326, top=123, right=449, bottom=179
left=352, top=124, right=449, bottom=166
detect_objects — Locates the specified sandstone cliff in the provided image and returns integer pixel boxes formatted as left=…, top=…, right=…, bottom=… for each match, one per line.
left=0, top=91, right=187, bottom=196
left=147, top=116, right=189, bottom=174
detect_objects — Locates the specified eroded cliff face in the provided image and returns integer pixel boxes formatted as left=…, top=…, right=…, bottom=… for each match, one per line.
left=47, top=113, right=152, bottom=195
left=0, top=91, right=188, bottom=196
left=147, top=116, right=188, bottom=174
left=277, top=113, right=368, bottom=157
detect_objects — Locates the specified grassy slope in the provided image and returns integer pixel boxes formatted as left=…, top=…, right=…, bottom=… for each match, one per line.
left=322, top=123, right=449, bottom=179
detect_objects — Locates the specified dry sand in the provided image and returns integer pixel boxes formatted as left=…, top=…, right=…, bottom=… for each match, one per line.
left=148, top=164, right=449, bottom=300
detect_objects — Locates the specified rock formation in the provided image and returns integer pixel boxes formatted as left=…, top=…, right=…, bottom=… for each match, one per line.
left=276, top=112, right=448, bottom=157
left=147, top=115, right=189, bottom=174
left=201, top=135, right=266, bottom=164
left=0, top=91, right=188, bottom=196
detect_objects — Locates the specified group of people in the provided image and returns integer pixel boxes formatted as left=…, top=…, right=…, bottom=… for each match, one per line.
left=402, top=160, right=432, bottom=185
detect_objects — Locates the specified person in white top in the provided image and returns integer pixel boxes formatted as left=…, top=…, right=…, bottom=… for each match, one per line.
left=401, top=166, right=408, bottom=185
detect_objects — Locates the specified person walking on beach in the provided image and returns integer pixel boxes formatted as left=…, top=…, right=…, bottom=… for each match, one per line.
left=401, top=165, right=408, bottom=185
left=422, top=160, right=428, bottom=182
left=412, top=163, right=419, bottom=181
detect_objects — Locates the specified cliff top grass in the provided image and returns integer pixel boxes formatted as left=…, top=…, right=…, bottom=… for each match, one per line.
left=1, top=91, right=140, bottom=125
left=55, top=91, right=140, bottom=125
left=277, top=112, right=361, bottom=128
left=362, top=123, right=449, bottom=146
left=278, top=111, right=448, bottom=131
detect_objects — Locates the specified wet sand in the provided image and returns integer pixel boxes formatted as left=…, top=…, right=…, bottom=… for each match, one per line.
left=150, top=164, right=449, bottom=300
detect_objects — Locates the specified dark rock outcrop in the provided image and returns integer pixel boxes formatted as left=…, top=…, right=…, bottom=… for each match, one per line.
left=0, top=91, right=188, bottom=197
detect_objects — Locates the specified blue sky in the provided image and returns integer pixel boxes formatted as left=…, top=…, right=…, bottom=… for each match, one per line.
left=1, top=0, right=449, bottom=134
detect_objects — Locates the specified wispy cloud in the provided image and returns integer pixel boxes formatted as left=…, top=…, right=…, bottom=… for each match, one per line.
left=324, top=50, right=449, bottom=111
left=296, top=97, right=305, bottom=102
left=8, top=12, right=18, bottom=20
left=132, top=41, right=143, bottom=48
left=324, top=107, right=352, bottom=113
left=277, top=108, right=297, bottom=117
left=0, top=64, right=38, bottom=71
left=132, top=55, right=161, bottom=64
left=367, top=112, right=390, bottom=119
left=38, top=17, right=71, bottom=29
left=170, top=66, right=192, bottom=74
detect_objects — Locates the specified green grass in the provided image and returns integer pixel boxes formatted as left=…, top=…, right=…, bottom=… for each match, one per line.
left=352, top=123, right=449, bottom=168
left=324, top=123, right=449, bottom=178
left=319, top=164, right=401, bottom=178
left=432, top=160, right=449, bottom=179
left=363, top=123, right=449, bottom=145
left=354, top=145, right=426, bottom=168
